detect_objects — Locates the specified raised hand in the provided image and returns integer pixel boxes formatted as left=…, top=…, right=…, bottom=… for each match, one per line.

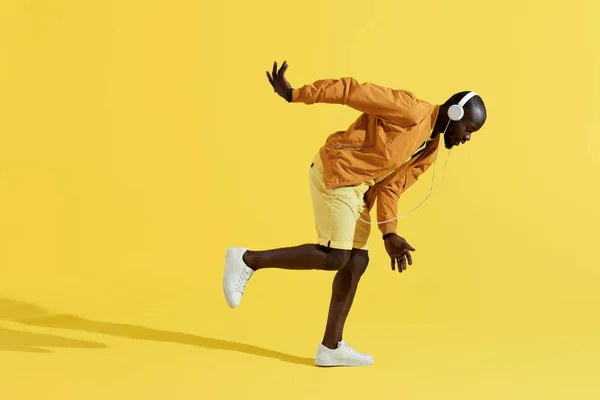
left=266, top=60, right=293, bottom=102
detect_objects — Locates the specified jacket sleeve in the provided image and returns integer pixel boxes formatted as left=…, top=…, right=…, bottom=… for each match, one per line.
left=377, top=159, right=437, bottom=236
left=292, top=77, right=417, bottom=118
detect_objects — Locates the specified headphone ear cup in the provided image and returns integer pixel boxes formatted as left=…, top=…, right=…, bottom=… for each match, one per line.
left=448, top=104, right=464, bottom=121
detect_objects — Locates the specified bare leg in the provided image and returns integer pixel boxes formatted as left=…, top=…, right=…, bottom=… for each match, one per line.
left=243, top=244, right=351, bottom=272
left=321, top=249, right=369, bottom=349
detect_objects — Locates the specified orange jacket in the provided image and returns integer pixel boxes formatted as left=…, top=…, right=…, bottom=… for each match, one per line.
left=291, top=77, right=442, bottom=236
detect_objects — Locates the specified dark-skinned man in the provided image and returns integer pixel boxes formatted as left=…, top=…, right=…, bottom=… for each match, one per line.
left=222, top=61, right=487, bottom=367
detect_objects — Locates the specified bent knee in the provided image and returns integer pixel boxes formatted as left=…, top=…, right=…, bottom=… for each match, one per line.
left=350, top=250, right=370, bottom=276
left=324, top=249, right=352, bottom=271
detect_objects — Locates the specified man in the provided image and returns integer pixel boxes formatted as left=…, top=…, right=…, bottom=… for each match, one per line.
left=222, top=61, right=487, bottom=367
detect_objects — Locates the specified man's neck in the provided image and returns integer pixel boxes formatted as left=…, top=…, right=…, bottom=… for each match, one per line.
left=431, top=105, right=449, bottom=138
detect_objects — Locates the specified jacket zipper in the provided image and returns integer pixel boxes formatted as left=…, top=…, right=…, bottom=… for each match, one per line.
left=334, top=144, right=374, bottom=149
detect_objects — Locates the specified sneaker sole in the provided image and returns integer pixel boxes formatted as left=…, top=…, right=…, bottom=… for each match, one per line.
left=314, top=358, right=374, bottom=367
left=223, top=247, right=239, bottom=308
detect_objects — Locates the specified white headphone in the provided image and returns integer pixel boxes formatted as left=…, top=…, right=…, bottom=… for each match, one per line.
left=447, top=91, right=479, bottom=121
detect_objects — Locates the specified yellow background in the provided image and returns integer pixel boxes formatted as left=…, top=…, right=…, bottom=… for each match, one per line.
left=1, top=0, right=599, bottom=399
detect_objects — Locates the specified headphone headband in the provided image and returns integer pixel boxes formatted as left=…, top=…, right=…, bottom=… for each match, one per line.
left=458, top=91, right=479, bottom=109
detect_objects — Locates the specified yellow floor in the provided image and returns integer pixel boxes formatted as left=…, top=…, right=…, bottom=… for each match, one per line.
left=1, top=243, right=599, bottom=399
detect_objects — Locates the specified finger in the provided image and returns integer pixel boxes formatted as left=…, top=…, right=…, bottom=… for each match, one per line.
left=266, top=71, right=274, bottom=86
left=396, top=257, right=403, bottom=273
left=391, top=257, right=395, bottom=271
left=406, top=251, right=413, bottom=266
left=272, top=61, right=278, bottom=80
left=279, top=60, right=288, bottom=76
left=400, top=256, right=406, bottom=271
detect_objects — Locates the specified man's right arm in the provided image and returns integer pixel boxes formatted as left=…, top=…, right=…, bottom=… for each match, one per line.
left=285, top=87, right=294, bottom=103
left=291, top=77, right=417, bottom=119
left=266, top=61, right=417, bottom=118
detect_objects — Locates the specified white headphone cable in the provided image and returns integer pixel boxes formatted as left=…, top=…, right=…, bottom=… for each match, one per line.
left=329, top=119, right=452, bottom=225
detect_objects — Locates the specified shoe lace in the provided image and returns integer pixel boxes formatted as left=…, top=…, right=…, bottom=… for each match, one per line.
left=339, top=341, right=362, bottom=357
left=234, top=268, right=252, bottom=292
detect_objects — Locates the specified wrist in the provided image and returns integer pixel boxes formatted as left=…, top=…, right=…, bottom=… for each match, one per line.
left=285, top=87, right=294, bottom=102
left=382, top=232, right=397, bottom=240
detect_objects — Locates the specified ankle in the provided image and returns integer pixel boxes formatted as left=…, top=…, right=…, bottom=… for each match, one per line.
left=321, top=339, right=341, bottom=350
left=242, top=250, right=257, bottom=271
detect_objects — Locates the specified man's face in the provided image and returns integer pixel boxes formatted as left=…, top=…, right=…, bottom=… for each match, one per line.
left=443, top=109, right=486, bottom=150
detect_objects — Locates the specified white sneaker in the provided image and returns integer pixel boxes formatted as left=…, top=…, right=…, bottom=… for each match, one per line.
left=223, top=247, right=254, bottom=308
left=314, top=340, right=374, bottom=367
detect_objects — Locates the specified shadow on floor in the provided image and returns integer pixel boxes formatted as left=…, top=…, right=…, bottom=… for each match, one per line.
left=0, top=298, right=314, bottom=366
left=0, top=326, right=106, bottom=353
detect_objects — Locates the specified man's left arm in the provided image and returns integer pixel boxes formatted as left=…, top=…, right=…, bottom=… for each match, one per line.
left=377, top=158, right=438, bottom=237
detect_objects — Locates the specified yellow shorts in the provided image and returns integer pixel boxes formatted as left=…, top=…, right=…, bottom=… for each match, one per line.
left=309, top=152, right=372, bottom=250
